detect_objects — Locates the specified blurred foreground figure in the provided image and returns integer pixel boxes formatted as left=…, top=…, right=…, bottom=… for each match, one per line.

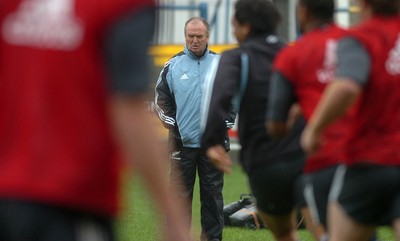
left=301, top=0, right=400, bottom=241
left=266, top=0, right=348, bottom=240
left=0, top=1, right=191, bottom=241
left=201, top=0, right=305, bottom=241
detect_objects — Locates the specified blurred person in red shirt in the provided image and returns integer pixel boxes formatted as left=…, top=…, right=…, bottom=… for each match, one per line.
left=266, top=0, right=348, bottom=240
left=301, top=0, right=400, bottom=240
left=0, top=1, right=191, bottom=241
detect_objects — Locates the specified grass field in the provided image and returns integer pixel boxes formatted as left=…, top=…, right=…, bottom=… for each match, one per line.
left=116, top=164, right=395, bottom=241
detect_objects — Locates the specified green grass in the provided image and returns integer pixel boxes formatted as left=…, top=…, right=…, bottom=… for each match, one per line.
left=116, top=164, right=395, bottom=241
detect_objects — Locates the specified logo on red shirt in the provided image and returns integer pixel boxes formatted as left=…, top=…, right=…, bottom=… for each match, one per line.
left=2, top=0, right=84, bottom=50
left=386, top=33, right=400, bottom=75
left=317, top=39, right=338, bottom=84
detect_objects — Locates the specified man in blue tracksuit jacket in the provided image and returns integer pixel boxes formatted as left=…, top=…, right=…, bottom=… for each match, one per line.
left=154, top=17, right=234, bottom=241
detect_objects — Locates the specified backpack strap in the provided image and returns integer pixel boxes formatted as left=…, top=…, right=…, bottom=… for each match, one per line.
left=232, top=52, right=249, bottom=113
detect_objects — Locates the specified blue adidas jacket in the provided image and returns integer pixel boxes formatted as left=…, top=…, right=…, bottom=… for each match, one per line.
left=155, top=45, right=234, bottom=150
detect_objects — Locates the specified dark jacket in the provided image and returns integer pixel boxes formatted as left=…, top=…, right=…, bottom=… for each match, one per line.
left=201, top=34, right=305, bottom=173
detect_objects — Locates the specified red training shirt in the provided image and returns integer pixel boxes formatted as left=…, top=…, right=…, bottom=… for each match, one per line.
left=0, top=0, right=154, bottom=217
left=341, top=16, right=400, bottom=166
left=274, top=24, right=350, bottom=173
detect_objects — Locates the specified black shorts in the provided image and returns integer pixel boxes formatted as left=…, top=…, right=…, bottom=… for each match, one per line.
left=0, top=199, right=114, bottom=241
left=294, top=175, right=309, bottom=209
left=248, top=157, right=304, bottom=215
left=295, top=165, right=339, bottom=226
left=330, top=164, right=400, bottom=225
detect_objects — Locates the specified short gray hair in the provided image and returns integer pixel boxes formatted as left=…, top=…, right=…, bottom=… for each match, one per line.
left=184, top=17, right=210, bottom=37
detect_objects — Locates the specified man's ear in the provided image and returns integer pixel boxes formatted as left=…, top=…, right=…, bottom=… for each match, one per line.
left=297, top=4, right=309, bottom=23
left=358, top=0, right=367, bottom=9
left=243, top=22, right=252, bottom=38
left=358, top=0, right=373, bottom=19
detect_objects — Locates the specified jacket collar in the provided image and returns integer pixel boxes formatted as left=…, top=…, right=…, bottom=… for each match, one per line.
left=184, top=44, right=209, bottom=60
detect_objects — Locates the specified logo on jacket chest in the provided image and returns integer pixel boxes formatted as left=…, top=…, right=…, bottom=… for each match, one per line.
left=180, top=73, right=189, bottom=80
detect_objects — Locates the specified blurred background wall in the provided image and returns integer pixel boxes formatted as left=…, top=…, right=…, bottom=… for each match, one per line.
left=149, top=0, right=361, bottom=80
left=153, top=0, right=360, bottom=45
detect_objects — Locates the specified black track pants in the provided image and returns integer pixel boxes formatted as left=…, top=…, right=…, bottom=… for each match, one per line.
left=170, top=147, right=224, bottom=241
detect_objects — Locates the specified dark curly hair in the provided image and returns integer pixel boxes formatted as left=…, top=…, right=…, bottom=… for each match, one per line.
left=298, top=0, right=335, bottom=21
left=365, top=0, right=400, bottom=15
left=234, top=0, right=281, bottom=35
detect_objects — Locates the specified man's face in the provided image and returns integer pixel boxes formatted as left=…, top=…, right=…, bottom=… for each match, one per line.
left=185, top=21, right=209, bottom=57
